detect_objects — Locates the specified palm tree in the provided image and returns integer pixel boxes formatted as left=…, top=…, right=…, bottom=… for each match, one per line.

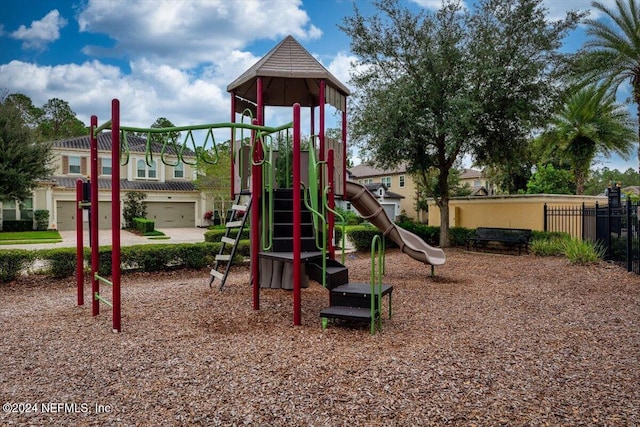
left=542, top=85, right=635, bottom=194
left=581, top=0, right=640, bottom=172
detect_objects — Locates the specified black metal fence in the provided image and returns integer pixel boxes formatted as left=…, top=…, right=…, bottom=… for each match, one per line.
left=544, top=199, right=640, bottom=274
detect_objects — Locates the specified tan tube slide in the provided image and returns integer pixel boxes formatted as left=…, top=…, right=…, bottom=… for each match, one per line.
left=345, top=181, right=446, bottom=266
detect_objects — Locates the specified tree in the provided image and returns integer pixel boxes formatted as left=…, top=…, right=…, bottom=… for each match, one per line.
left=341, top=0, right=582, bottom=246
left=584, top=166, right=640, bottom=194
left=37, top=98, right=86, bottom=139
left=579, top=0, right=640, bottom=174
left=540, top=85, right=635, bottom=194
left=526, top=164, right=574, bottom=194
left=122, top=192, right=147, bottom=228
left=195, top=141, right=233, bottom=221
left=5, top=93, right=43, bottom=129
left=0, top=96, right=53, bottom=202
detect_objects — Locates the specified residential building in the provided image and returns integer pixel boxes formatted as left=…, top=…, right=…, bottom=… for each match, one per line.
left=1, top=133, right=207, bottom=231
left=349, top=163, right=420, bottom=220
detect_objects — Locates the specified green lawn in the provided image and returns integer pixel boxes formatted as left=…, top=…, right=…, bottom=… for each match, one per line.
left=0, top=230, right=63, bottom=245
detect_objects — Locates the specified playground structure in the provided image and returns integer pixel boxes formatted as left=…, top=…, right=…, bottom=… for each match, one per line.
left=76, top=35, right=445, bottom=333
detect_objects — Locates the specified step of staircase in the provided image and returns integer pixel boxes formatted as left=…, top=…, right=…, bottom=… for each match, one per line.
left=328, top=282, right=393, bottom=309
left=306, top=258, right=349, bottom=289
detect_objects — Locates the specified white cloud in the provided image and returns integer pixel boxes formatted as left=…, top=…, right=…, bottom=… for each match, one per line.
left=542, top=0, right=617, bottom=21
left=410, top=0, right=467, bottom=10
left=77, top=0, right=321, bottom=69
left=10, top=9, right=67, bottom=50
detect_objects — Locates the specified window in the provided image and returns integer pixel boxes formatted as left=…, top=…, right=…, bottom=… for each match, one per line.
left=474, top=179, right=481, bottom=187
left=174, top=163, right=184, bottom=178
left=19, top=197, right=33, bottom=220
left=2, top=199, right=16, bottom=221
left=382, top=176, right=391, bottom=188
left=136, top=159, right=157, bottom=179
left=363, top=178, right=373, bottom=184
left=69, top=156, right=81, bottom=174
left=101, top=158, right=112, bottom=175
left=399, top=175, right=405, bottom=188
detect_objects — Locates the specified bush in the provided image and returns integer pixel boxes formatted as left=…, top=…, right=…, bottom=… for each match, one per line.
left=347, top=225, right=399, bottom=252
left=563, top=238, right=605, bottom=265
left=133, top=217, right=155, bottom=234
left=123, top=192, right=147, bottom=229
left=34, top=210, right=50, bottom=231
left=530, top=238, right=566, bottom=256
left=0, top=250, right=34, bottom=282
left=204, top=228, right=250, bottom=242
left=38, top=248, right=77, bottom=278
left=2, top=220, right=33, bottom=232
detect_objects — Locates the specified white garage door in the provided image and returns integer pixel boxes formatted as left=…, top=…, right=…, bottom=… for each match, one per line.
left=146, top=202, right=195, bottom=228
left=56, top=201, right=115, bottom=230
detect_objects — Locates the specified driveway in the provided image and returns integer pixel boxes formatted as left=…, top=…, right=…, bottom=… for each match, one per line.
left=1, top=227, right=209, bottom=250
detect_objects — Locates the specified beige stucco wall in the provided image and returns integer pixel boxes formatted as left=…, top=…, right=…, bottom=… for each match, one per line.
left=427, top=194, right=607, bottom=231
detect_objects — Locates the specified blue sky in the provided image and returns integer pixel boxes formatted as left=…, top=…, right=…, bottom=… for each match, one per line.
left=0, top=0, right=634, bottom=171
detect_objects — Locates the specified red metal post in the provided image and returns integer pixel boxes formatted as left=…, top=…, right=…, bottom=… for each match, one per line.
left=76, top=179, right=84, bottom=305
left=230, top=91, right=236, bottom=199
left=112, top=99, right=122, bottom=333
left=293, top=103, right=301, bottom=326
left=90, top=117, right=99, bottom=317
left=342, top=103, right=348, bottom=199
left=251, top=77, right=264, bottom=311
left=319, top=80, right=326, bottom=187
left=327, top=149, right=335, bottom=260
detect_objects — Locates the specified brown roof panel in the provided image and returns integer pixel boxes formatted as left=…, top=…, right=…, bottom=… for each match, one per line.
left=227, top=35, right=349, bottom=111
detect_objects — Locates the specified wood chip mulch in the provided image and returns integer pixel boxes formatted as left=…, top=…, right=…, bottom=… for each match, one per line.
left=1, top=248, right=639, bottom=426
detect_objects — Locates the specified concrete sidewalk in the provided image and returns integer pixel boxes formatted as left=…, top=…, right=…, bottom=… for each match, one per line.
left=1, top=227, right=209, bottom=250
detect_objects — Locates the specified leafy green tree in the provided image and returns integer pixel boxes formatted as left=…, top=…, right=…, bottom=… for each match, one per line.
left=579, top=0, right=640, bottom=173
left=540, top=85, right=635, bottom=194
left=584, top=166, right=640, bottom=195
left=526, top=164, right=574, bottom=194
left=37, top=98, right=86, bottom=139
left=195, top=141, right=233, bottom=221
left=5, top=93, right=44, bottom=129
left=341, top=0, right=581, bottom=246
left=122, top=192, right=147, bottom=228
left=0, top=95, right=53, bottom=201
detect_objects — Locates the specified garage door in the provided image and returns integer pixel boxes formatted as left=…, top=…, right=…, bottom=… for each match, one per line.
left=146, top=202, right=195, bottom=228
left=56, top=201, right=77, bottom=231
left=56, top=201, right=114, bottom=230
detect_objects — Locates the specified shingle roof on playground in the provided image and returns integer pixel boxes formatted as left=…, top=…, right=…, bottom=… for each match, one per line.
left=52, top=133, right=196, bottom=157
left=227, top=35, right=350, bottom=111
left=52, top=176, right=198, bottom=192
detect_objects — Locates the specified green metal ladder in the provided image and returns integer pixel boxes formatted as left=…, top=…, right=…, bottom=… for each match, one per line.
left=208, top=194, right=251, bottom=291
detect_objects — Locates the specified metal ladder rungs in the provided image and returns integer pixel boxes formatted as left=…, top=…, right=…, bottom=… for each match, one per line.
left=221, top=236, right=236, bottom=245
left=231, top=204, right=248, bottom=212
left=226, top=220, right=242, bottom=228
left=215, top=254, right=232, bottom=261
left=209, top=270, right=224, bottom=281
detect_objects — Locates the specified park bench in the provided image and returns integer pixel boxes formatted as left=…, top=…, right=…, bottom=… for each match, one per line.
left=466, top=227, right=532, bottom=255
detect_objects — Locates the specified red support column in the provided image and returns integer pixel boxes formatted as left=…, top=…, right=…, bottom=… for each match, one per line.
left=251, top=77, right=264, bottom=311
left=342, top=103, right=348, bottom=199
left=327, top=149, right=336, bottom=260
left=76, top=179, right=84, bottom=306
left=90, top=117, right=99, bottom=317
left=293, top=103, right=302, bottom=326
left=111, top=99, right=122, bottom=333
left=230, top=92, right=236, bottom=199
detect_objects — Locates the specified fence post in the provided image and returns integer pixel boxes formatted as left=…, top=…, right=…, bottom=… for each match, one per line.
left=543, top=203, right=547, bottom=232
left=627, top=198, right=632, bottom=272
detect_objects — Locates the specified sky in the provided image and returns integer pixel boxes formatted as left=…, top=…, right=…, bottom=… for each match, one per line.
left=0, top=0, right=634, bottom=171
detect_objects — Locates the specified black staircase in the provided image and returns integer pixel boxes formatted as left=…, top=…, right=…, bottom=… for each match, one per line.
left=263, top=188, right=393, bottom=332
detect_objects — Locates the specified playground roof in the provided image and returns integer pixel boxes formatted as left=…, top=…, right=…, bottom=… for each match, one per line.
left=227, top=35, right=350, bottom=114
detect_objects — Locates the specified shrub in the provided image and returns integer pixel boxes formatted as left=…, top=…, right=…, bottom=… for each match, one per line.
left=38, top=248, right=77, bottom=278
left=204, top=228, right=249, bottom=242
left=2, top=220, right=33, bottom=232
left=133, top=217, right=155, bottom=234
left=449, top=227, right=474, bottom=247
left=175, top=243, right=219, bottom=269
left=530, top=238, right=566, bottom=256
left=0, top=250, right=34, bottom=282
left=34, top=210, right=50, bottom=231
left=347, top=225, right=398, bottom=252
left=562, top=238, right=605, bottom=265
left=123, top=192, right=147, bottom=228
